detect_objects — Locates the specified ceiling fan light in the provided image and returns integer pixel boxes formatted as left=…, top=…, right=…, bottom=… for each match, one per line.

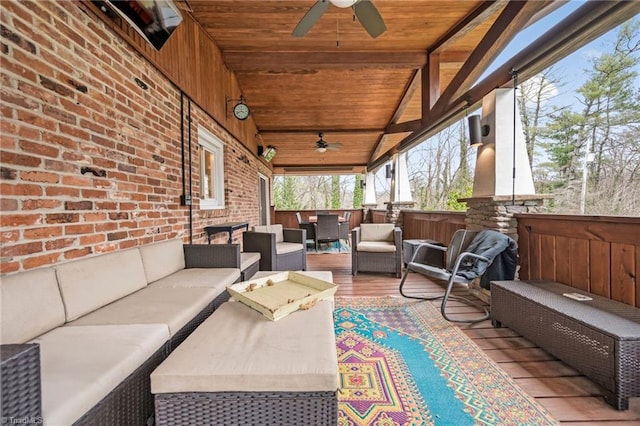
left=317, top=147, right=327, bottom=153
left=330, top=0, right=357, bottom=8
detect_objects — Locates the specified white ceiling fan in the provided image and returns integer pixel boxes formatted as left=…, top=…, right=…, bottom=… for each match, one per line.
left=314, top=132, right=342, bottom=153
left=292, top=0, right=386, bottom=39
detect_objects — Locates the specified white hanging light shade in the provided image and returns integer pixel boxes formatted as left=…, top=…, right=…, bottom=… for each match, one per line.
left=330, top=0, right=357, bottom=8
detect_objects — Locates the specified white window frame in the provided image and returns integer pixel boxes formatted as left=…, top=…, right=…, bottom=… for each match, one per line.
left=198, top=126, right=225, bottom=210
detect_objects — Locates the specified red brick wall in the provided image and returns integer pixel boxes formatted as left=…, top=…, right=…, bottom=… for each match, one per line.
left=0, top=1, right=270, bottom=274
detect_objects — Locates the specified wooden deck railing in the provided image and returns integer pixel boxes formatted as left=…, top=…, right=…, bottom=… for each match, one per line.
left=273, top=208, right=638, bottom=308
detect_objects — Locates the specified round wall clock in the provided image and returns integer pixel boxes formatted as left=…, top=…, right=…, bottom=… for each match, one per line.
left=233, top=102, right=250, bottom=120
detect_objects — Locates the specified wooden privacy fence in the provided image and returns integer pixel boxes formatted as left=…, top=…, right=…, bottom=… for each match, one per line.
left=517, top=214, right=640, bottom=308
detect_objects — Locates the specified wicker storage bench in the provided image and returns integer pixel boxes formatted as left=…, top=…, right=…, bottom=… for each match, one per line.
left=151, top=298, right=338, bottom=425
left=491, top=280, right=640, bottom=410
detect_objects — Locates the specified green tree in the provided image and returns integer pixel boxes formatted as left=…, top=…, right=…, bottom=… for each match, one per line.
left=331, top=175, right=340, bottom=208
left=273, top=176, right=301, bottom=210
left=352, top=174, right=363, bottom=208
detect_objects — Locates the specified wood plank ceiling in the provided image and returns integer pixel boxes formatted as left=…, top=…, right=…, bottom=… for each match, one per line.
left=184, top=1, right=552, bottom=174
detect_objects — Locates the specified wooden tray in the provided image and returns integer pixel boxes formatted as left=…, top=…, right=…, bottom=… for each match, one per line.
left=226, top=271, right=337, bottom=321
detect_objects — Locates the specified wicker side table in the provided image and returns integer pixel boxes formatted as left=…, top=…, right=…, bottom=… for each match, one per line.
left=402, top=239, right=444, bottom=267
left=491, top=280, right=640, bottom=410
left=1, top=343, right=42, bottom=421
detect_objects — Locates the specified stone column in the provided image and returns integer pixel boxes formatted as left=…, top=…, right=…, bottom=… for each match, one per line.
left=461, top=195, right=550, bottom=241
left=385, top=201, right=415, bottom=225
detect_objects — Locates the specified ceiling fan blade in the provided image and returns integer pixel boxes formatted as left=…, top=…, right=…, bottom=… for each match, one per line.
left=326, top=144, right=341, bottom=151
left=292, top=0, right=331, bottom=37
left=353, top=0, right=386, bottom=38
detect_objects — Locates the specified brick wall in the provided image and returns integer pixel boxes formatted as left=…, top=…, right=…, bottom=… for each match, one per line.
left=0, top=1, right=270, bottom=274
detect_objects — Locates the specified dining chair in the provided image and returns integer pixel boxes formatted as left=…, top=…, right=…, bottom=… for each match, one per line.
left=314, top=214, right=340, bottom=252
left=338, top=211, right=352, bottom=246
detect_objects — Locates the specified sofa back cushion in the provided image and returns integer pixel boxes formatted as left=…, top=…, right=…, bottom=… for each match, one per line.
left=1, top=268, right=66, bottom=343
left=55, top=248, right=148, bottom=322
left=139, top=239, right=186, bottom=284
left=360, top=224, right=395, bottom=242
left=253, top=224, right=284, bottom=243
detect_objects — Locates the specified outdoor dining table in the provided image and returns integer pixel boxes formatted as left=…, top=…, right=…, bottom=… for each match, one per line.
left=308, top=215, right=346, bottom=223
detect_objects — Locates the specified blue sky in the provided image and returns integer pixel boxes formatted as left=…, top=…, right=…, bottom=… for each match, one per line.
left=482, top=1, right=638, bottom=108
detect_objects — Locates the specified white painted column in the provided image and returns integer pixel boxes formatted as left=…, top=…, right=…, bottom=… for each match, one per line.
left=393, top=152, right=413, bottom=203
left=472, top=88, right=535, bottom=197
left=363, top=172, right=377, bottom=205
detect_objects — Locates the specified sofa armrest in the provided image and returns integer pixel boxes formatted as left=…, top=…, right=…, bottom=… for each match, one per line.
left=183, top=244, right=241, bottom=269
left=1, top=343, right=41, bottom=419
left=283, top=228, right=305, bottom=244
left=351, top=227, right=361, bottom=245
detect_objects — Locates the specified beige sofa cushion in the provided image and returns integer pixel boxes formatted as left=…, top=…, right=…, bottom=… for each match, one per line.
left=360, top=223, right=395, bottom=242
left=151, top=300, right=338, bottom=394
left=55, top=248, right=147, bottom=322
left=275, top=242, right=304, bottom=255
left=33, top=324, right=168, bottom=426
left=149, top=268, right=240, bottom=291
left=356, top=241, right=397, bottom=253
left=240, top=252, right=260, bottom=271
left=67, top=286, right=218, bottom=336
left=1, top=268, right=65, bottom=344
left=139, top=239, right=186, bottom=284
left=253, top=224, right=284, bottom=243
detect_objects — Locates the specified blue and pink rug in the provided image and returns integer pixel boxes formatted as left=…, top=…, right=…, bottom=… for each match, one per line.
left=334, top=297, right=558, bottom=425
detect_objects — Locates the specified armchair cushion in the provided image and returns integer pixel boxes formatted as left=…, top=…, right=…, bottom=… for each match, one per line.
left=276, top=242, right=305, bottom=254
left=253, top=224, right=284, bottom=243
left=360, top=224, right=395, bottom=242
left=356, top=241, right=397, bottom=253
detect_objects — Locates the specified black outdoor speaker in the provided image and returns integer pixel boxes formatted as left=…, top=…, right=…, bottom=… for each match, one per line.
left=468, top=115, right=482, bottom=147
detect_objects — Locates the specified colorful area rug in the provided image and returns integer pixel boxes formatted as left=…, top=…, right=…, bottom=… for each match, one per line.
left=334, top=297, right=558, bottom=426
left=306, top=240, right=351, bottom=253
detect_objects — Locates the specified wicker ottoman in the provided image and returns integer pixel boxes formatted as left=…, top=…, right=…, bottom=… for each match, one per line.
left=151, top=299, right=338, bottom=425
left=491, top=280, right=640, bottom=410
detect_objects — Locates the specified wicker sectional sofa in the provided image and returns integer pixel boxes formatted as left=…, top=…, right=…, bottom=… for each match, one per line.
left=0, top=239, right=243, bottom=425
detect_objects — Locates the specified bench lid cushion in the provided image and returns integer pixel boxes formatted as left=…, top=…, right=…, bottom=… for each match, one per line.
left=1, top=268, right=65, bottom=344
left=139, top=239, right=186, bottom=284
left=151, top=300, right=338, bottom=393
left=149, top=268, right=240, bottom=291
left=33, top=324, right=168, bottom=426
left=360, top=224, right=395, bottom=242
left=66, top=286, right=217, bottom=336
left=55, top=248, right=147, bottom=321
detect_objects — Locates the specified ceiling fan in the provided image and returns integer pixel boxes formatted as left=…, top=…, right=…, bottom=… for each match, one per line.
left=315, top=133, right=342, bottom=153
left=292, top=0, right=386, bottom=39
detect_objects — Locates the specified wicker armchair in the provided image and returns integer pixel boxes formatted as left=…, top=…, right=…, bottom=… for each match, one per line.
left=243, top=224, right=306, bottom=271
left=351, top=224, right=402, bottom=278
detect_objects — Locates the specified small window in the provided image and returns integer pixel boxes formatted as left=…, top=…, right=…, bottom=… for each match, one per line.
left=198, top=126, right=225, bottom=210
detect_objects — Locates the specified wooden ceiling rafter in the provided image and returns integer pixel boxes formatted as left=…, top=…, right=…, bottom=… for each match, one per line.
left=430, top=0, right=543, bottom=119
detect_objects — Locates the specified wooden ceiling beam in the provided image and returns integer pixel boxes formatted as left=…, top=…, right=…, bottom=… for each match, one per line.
left=224, top=51, right=427, bottom=72
left=259, top=128, right=382, bottom=134
left=430, top=0, right=543, bottom=117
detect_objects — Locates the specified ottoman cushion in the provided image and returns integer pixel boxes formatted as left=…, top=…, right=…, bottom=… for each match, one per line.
left=151, top=300, right=337, bottom=393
